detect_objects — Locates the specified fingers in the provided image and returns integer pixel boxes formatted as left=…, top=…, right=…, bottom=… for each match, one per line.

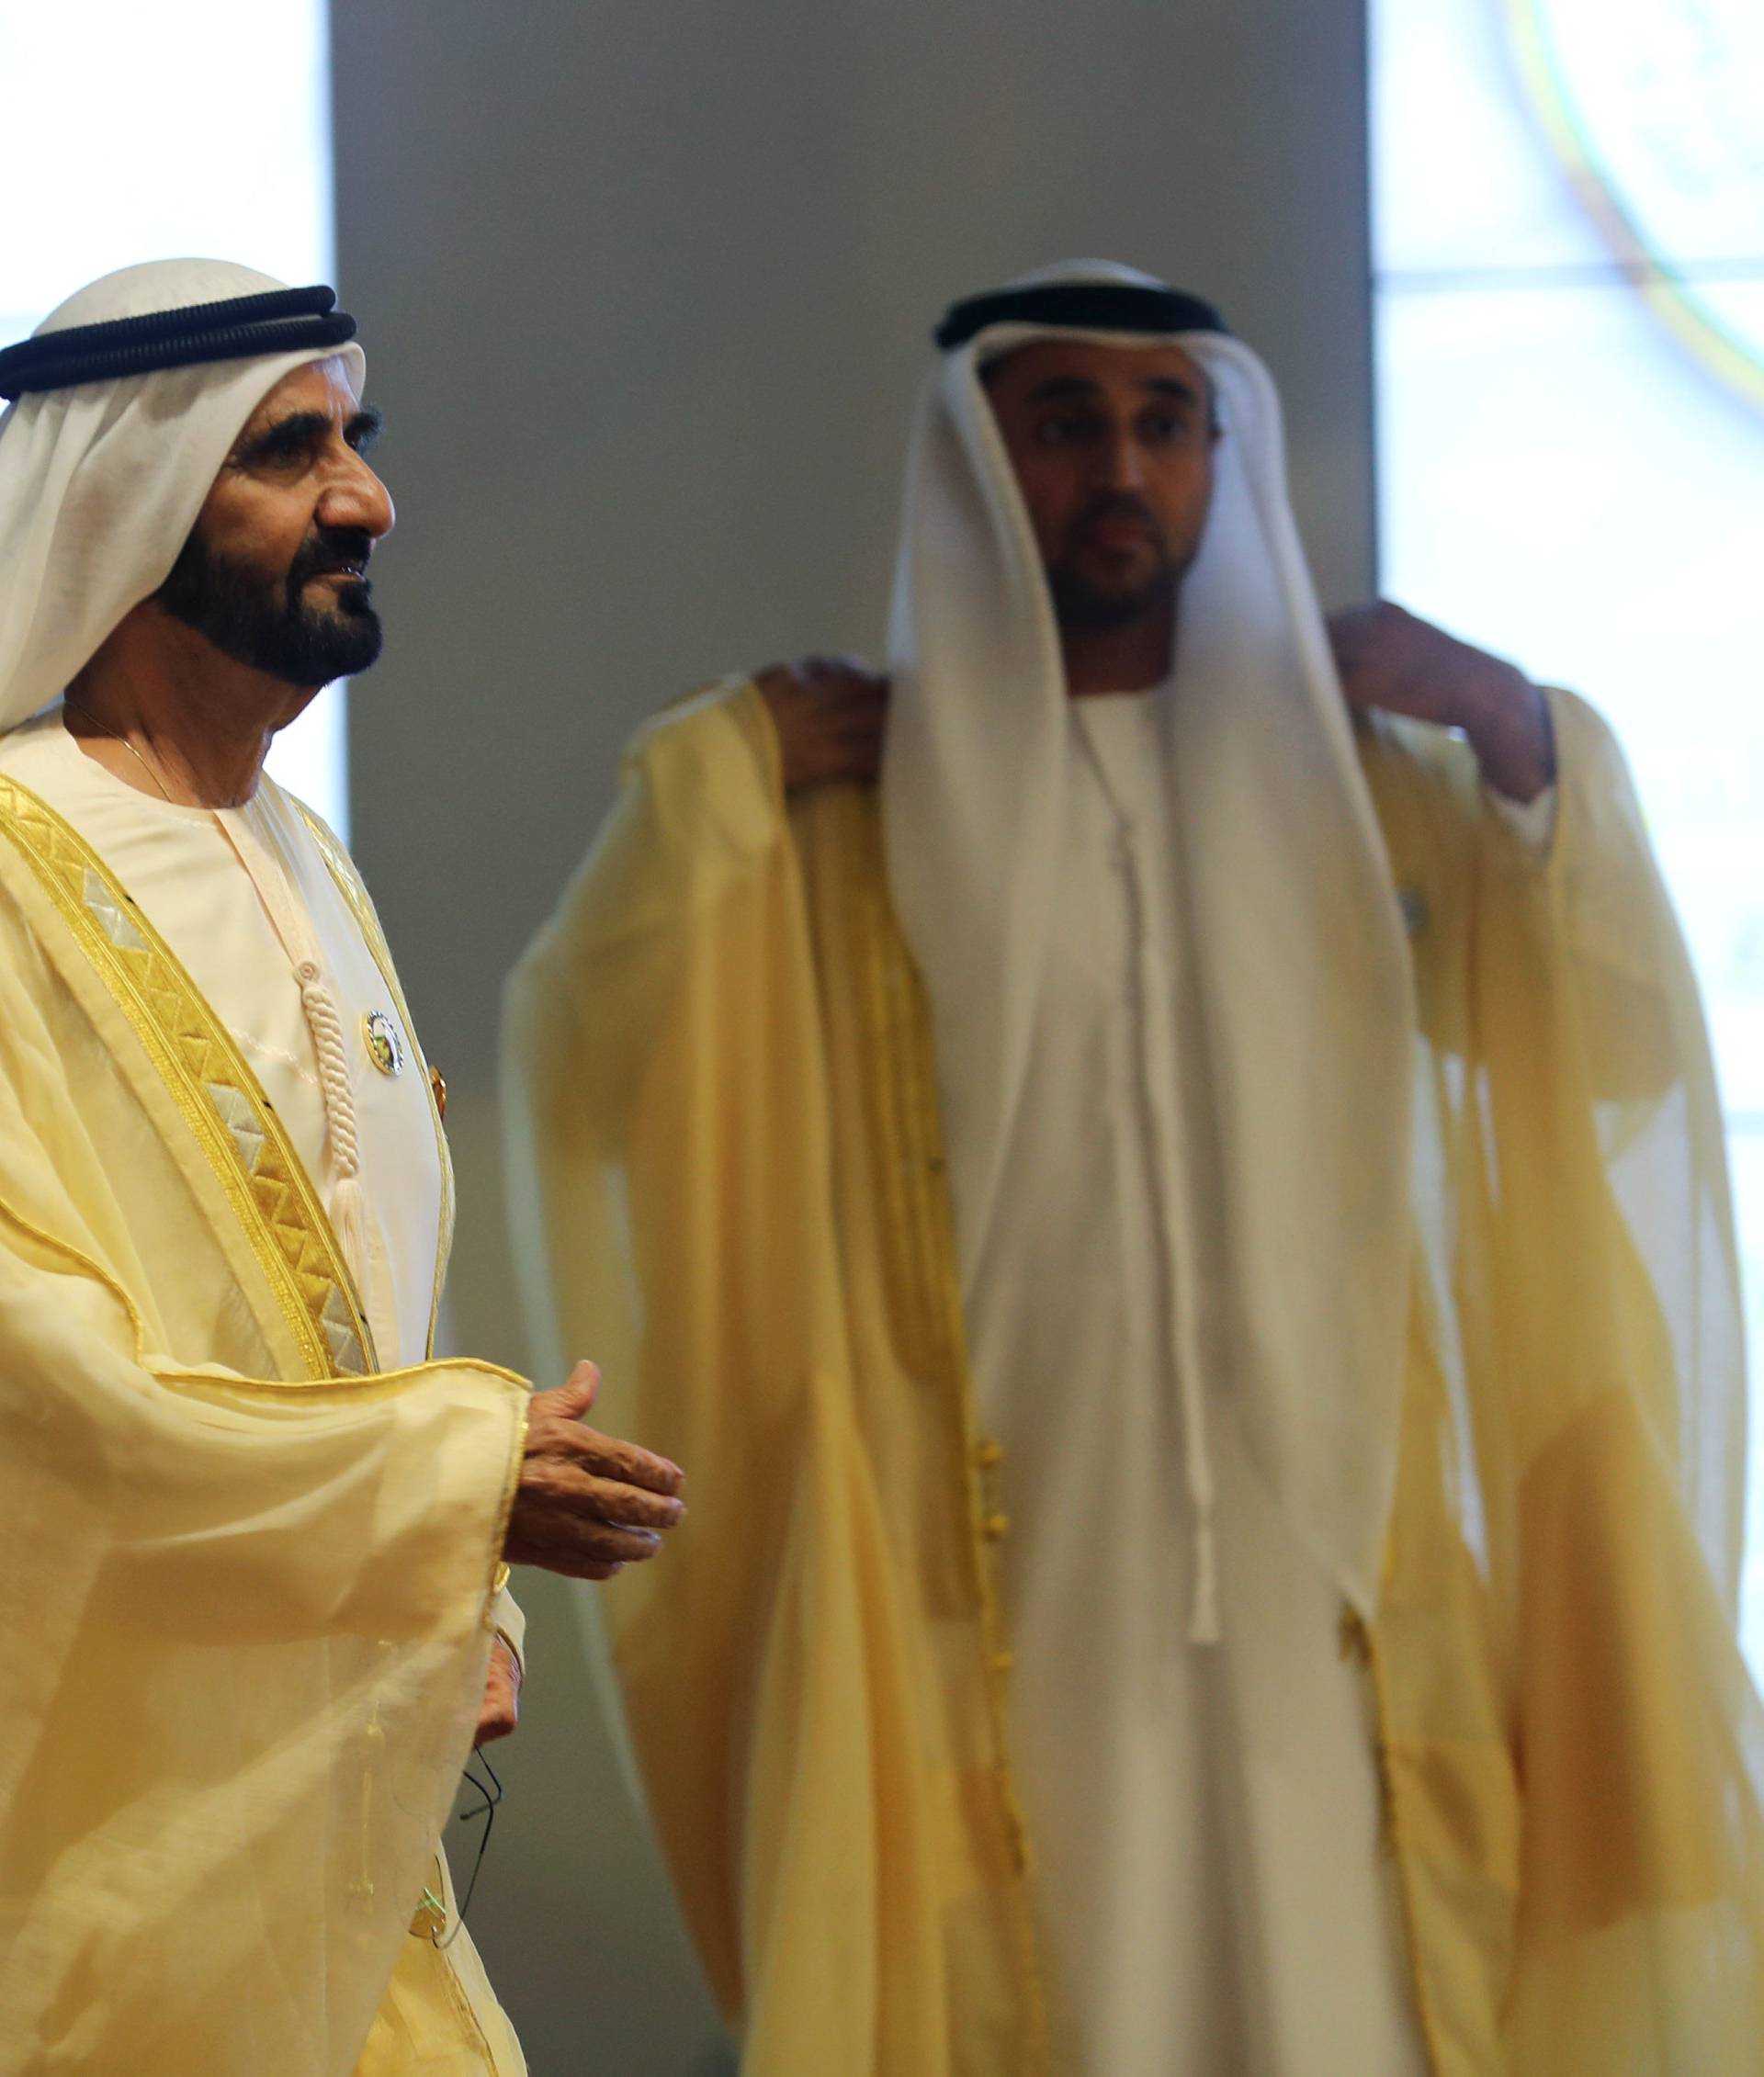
left=826, top=739, right=885, bottom=786
left=578, top=1521, right=665, bottom=1563
left=553, top=1419, right=685, bottom=1498
left=550, top=1475, right=680, bottom=1550
left=524, top=1367, right=600, bottom=1430
left=801, top=692, right=888, bottom=786
left=560, top=1360, right=599, bottom=1412
left=755, top=655, right=889, bottom=793
left=504, top=1498, right=666, bottom=1576
left=475, top=1642, right=522, bottom=1744
left=511, top=1367, right=687, bottom=1582
left=762, top=655, right=890, bottom=706
left=799, top=652, right=889, bottom=691
left=531, top=1373, right=684, bottom=1496
left=572, top=1470, right=685, bottom=1531
left=521, top=1371, right=685, bottom=1592
left=505, top=1515, right=662, bottom=1572
left=526, top=1464, right=671, bottom=1551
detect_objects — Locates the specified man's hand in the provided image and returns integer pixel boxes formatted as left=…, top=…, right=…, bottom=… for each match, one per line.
left=753, top=656, right=890, bottom=792
left=475, top=1636, right=523, bottom=1745
left=1327, top=600, right=1555, bottom=804
left=503, top=1362, right=685, bottom=1580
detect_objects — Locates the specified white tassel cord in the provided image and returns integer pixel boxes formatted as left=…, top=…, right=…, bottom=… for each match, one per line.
left=296, top=959, right=370, bottom=1289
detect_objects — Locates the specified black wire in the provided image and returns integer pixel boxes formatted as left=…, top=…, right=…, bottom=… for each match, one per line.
left=435, top=1744, right=503, bottom=1947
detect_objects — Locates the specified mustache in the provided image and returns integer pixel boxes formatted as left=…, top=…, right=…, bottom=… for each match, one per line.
left=1071, top=492, right=1164, bottom=536
left=288, top=526, right=376, bottom=593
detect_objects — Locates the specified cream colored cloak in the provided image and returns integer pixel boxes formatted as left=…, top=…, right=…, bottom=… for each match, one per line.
left=0, top=772, right=529, bottom=2075
left=504, top=679, right=1764, bottom=2075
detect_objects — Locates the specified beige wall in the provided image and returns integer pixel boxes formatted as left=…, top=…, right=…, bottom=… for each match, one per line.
left=331, top=3, right=1374, bottom=2067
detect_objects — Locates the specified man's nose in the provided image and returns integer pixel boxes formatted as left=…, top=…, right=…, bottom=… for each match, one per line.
left=1097, top=425, right=1149, bottom=491
left=318, top=453, right=396, bottom=541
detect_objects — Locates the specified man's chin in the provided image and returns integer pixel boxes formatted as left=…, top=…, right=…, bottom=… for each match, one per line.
left=266, top=609, right=383, bottom=684
left=323, top=626, right=383, bottom=679
left=1049, top=578, right=1170, bottom=636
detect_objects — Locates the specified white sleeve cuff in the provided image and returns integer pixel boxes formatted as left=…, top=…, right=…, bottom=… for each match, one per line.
left=490, top=1579, right=526, bottom=1675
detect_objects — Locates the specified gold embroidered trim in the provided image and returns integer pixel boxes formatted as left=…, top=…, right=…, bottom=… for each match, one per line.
left=486, top=1399, right=530, bottom=1631
left=289, top=797, right=456, bottom=1360
left=153, top=1355, right=528, bottom=1408
left=0, top=774, right=374, bottom=1381
left=1360, top=1621, right=1449, bottom=2077
left=842, top=794, right=1051, bottom=2070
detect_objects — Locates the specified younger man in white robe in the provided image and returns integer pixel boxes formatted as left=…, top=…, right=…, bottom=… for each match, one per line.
left=505, top=265, right=1764, bottom=2073
left=0, top=260, right=685, bottom=2077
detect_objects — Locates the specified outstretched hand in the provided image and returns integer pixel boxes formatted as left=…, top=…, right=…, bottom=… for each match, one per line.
left=754, top=655, right=890, bottom=793
left=1327, top=600, right=1555, bottom=803
left=503, top=1362, right=685, bottom=1581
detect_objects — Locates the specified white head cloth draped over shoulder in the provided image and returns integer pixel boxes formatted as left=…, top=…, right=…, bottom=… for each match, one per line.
left=0, top=258, right=367, bottom=734
left=882, top=259, right=1416, bottom=1620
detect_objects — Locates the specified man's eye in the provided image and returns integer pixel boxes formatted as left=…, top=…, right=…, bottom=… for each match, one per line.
left=256, top=433, right=314, bottom=466
left=1035, top=416, right=1093, bottom=447
left=1141, top=415, right=1187, bottom=445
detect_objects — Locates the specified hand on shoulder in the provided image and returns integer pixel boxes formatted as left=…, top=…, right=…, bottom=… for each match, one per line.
left=1327, top=600, right=1555, bottom=803
left=752, top=654, right=890, bottom=793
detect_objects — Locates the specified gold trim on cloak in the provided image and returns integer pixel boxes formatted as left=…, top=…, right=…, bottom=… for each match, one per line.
left=0, top=773, right=376, bottom=1381
left=837, top=790, right=1052, bottom=2068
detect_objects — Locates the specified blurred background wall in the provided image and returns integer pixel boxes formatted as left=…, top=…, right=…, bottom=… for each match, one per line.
left=331, top=4, right=1374, bottom=2069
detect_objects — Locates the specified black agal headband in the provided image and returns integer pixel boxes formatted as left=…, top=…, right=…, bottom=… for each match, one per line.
left=934, top=280, right=1229, bottom=352
left=0, top=286, right=356, bottom=401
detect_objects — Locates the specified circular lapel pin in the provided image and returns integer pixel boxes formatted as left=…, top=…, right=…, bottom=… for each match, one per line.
left=363, top=1008, right=405, bottom=1077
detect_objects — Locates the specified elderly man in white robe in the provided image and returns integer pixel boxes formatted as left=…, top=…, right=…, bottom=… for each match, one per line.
left=506, top=264, right=1762, bottom=2075
left=0, top=261, right=685, bottom=2077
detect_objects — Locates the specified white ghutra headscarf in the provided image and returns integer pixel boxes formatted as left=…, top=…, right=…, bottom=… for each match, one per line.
left=0, top=258, right=366, bottom=733
left=882, top=260, right=1416, bottom=1621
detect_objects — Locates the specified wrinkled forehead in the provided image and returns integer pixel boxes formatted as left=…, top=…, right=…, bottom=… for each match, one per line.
left=230, top=353, right=364, bottom=441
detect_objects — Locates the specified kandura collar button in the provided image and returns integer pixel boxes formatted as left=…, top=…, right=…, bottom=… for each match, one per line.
left=981, top=1511, right=1012, bottom=1541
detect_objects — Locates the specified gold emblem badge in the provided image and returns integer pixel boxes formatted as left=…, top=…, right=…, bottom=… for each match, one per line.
left=362, top=1008, right=405, bottom=1077
left=408, top=1878, right=447, bottom=1941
